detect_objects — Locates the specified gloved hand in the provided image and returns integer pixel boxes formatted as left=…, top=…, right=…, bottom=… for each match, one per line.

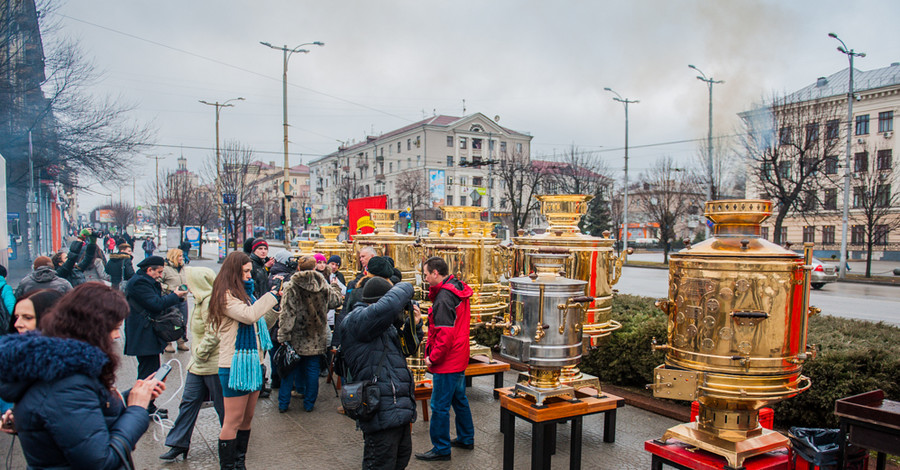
left=78, top=228, right=92, bottom=240
left=69, top=240, right=84, bottom=253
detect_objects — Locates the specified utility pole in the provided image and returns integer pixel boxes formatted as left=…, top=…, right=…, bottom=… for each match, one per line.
left=689, top=65, right=724, bottom=239
left=199, top=97, right=243, bottom=258
left=605, top=88, right=639, bottom=254
left=146, top=155, right=166, bottom=249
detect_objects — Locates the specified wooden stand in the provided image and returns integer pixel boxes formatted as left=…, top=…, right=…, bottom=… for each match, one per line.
left=644, top=439, right=791, bottom=470
left=496, top=386, right=623, bottom=470
left=465, top=357, right=510, bottom=398
left=835, top=390, right=900, bottom=470
left=414, top=380, right=433, bottom=422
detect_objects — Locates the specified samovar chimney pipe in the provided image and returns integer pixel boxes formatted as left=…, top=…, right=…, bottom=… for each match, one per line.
left=704, top=200, right=772, bottom=238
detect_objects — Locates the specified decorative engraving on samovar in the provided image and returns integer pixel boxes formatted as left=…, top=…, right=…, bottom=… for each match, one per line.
left=314, top=225, right=356, bottom=281
left=648, top=200, right=818, bottom=468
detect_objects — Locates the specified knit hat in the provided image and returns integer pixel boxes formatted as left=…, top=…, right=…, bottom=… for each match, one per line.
left=297, top=255, right=316, bottom=271
left=251, top=239, right=268, bottom=252
left=242, top=237, right=256, bottom=254
left=327, top=255, right=342, bottom=267
left=361, top=277, right=393, bottom=303
left=274, top=250, right=293, bottom=265
left=117, top=243, right=132, bottom=251
left=314, top=253, right=327, bottom=263
left=137, top=255, right=166, bottom=268
left=366, top=256, right=393, bottom=279
left=33, top=256, right=53, bottom=269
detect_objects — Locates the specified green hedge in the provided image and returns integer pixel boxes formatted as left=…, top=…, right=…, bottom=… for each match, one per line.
left=479, top=293, right=900, bottom=429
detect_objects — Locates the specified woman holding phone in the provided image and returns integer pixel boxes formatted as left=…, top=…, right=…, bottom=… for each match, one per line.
left=0, top=282, right=165, bottom=469
left=209, top=252, right=280, bottom=469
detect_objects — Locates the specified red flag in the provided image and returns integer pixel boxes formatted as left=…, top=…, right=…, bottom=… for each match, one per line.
left=348, top=195, right=387, bottom=240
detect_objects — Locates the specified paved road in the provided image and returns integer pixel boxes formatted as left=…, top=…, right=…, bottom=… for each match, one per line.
left=615, top=266, right=900, bottom=326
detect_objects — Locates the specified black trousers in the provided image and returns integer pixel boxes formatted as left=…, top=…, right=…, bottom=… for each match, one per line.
left=363, top=424, right=412, bottom=470
left=136, top=354, right=160, bottom=411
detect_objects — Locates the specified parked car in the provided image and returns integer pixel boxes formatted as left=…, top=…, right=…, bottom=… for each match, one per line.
left=203, top=231, right=219, bottom=243
left=293, top=230, right=323, bottom=241
left=810, top=257, right=838, bottom=289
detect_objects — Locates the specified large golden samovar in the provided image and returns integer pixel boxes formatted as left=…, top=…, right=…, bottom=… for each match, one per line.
left=419, top=206, right=506, bottom=360
left=352, top=209, right=417, bottom=284
left=649, top=200, right=816, bottom=468
left=507, top=194, right=628, bottom=390
left=314, top=225, right=356, bottom=281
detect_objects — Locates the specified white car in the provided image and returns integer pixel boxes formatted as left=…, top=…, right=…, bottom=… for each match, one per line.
left=810, top=258, right=838, bottom=289
left=203, top=231, right=219, bottom=243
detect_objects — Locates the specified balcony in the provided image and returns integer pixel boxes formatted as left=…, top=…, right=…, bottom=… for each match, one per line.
left=375, top=155, right=384, bottom=163
left=316, top=185, right=324, bottom=194
left=356, top=160, right=369, bottom=169
left=375, top=172, right=386, bottom=181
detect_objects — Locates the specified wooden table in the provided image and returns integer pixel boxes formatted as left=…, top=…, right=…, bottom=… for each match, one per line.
left=835, top=389, right=900, bottom=470
left=496, top=386, right=624, bottom=470
left=644, top=439, right=791, bottom=470
left=465, top=359, right=510, bottom=398
left=414, top=380, right=433, bottom=422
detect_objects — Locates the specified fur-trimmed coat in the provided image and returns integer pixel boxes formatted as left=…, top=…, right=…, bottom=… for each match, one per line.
left=277, top=269, right=343, bottom=356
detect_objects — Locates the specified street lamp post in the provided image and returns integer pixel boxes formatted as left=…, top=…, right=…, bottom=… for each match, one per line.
left=145, top=155, right=166, bottom=249
left=829, top=32, right=865, bottom=279
left=688, top=64, right=724, bottom=239
left=199, top=97, right=244, bottom=258
left=604, top=87, right=639, bottom=254
left=260, top=40, right=324, bottom=243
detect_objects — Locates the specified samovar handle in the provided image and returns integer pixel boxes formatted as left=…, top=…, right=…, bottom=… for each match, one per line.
left=609, top=247, right=634, bottom=286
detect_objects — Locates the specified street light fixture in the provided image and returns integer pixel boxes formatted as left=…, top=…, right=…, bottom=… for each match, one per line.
left=199, top=96, right=244, bottom=258
left=604, top=87, right=639, bottom=254
left=261, top=40, right=324, bottom=243
left=829, top=32, right=865, bottom=279
left=688, top=64, right=724, bottom=239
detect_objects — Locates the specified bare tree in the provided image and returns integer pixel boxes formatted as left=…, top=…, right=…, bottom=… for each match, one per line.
left=336, top=175, right=366, bottom=222
left=496, top=150, right=541, bottom=235
left=740, top=95, right=843, bottom=242
left=190, top=186, right=217, bottom=257
left=543, top=144, right=610, bottom=195
left=216, top=141, right=256, bottom=249
left=847, top=147, right=900, bottom=277
left=634, top=157, right=703, bottom=263
left=395, top=169, right=430, bottom=230
left=109, top=201, right=135, bottom=232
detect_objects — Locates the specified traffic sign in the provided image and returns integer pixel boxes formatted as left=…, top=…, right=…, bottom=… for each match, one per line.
left=304, top=206, right=312, bottom=214
left=223, top=193, right=236, bottom=204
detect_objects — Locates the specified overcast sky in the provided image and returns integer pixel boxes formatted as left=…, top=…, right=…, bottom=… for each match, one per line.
left=50, top=0, right=900, bottom=211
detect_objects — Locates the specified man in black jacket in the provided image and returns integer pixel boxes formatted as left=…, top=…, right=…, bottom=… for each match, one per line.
left=124, top=255, right=187, bottom=417
left=105, top=243, right=135, bottom=290
left=341, top=280, right=422, bottom=470
left=248, top=239, right=272, bottom=299
left=51, top=229, right=99, bottom=288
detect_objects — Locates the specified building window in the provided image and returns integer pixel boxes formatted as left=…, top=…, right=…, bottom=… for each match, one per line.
left=380, top=147, right=384, bottom=157
left=854, top=152, right=868, bottom=173
left=406, top=139, right=411, bottom=151
left=447, top=176, right=453, bottom=185
left=878, top=111, right=894, bottom=133
left=447, top=195, right=453, bottom=205
left=803, top=190, right=817, bottom=211
left=516, top=143, right=523, bottom=153
left=875, top=225, right=889, bottom=245
left=417, top=155, right=421, bottom=166
left=389, top=162, right=393, bottom=173
left=446, top=156, right=453, bottom=167
left=825, top=155, right=838, bottom=175
left=778, top=161, right=791, bottom=179
left=459, top=137, right=467, bottom=149
left=826, top=119, right=840, bottom=140
left=460, top=156, right=467, bottom=166
left=877, top=150, right=892, bottom=170
left=824, top=188, right=837, bottom=210
left=473, top=176, right=483, bottom=186
left=855, top=115, right=869, bottom=135
left=500, top=198, right=507, bottom=209
left=822, top=226, right=835, bottom=244
left=472, top=138, right=482, bottom=150
left=779, top=126, right=793, bottom=145
left=460, top=196, right=467, bottom=206
left=853, top=186, right=865, bottom=208
left=447, top=136, right=453, bottom=147
left=802, top=226, right=815, bottom=243
left=760, top=226, right=769, bottom=240
left=876, top=184, right=891, bottom=208
left=805, top=123, right=819, bottom=146
left=460, top=176, right=467, bottom=186
left=500, top=142, right=507, bottom=154
left=407, top=157, right=411, bottom=168
left=777, top=228, right=787, bottom=245
left=489, top=196, right=494, bottom=208
left=851, top=225, right=865, bottom=245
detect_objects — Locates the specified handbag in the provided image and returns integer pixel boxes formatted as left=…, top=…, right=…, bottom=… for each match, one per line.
left=340, top=337, right=388, bottom=422
left=273, top=342, right=303, bottom=378
left=148, top=305, right=186, bottom=343
left=110, top=434, right=135, bottom=470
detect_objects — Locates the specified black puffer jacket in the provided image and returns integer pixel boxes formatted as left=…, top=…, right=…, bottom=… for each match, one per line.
left=341, top=283, right=417, bottom=433
left=105, top=253, right=135, bottom=289
left=249, top=253, right=269, bottom=299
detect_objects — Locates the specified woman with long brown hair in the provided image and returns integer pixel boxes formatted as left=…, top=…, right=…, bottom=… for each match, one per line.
left=209, top=251, right=280, bottom=469
left=0, top=282, right=165, bottom=468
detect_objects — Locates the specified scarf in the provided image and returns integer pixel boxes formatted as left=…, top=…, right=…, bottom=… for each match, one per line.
left=228, top=279, right=274, bottom=391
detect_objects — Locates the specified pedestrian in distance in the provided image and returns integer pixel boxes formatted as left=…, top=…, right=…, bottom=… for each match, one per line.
left=160, top=267, right=226, bottom=463
left=0, top=265, right=16, bottom=331
left=14, top=256, right=72, bottom=299
left=0, top=283, right=167, bottom=469
left=142, top=236, right=157, bottom=259
left=276, top=255, right=343, bottom=412
left=208, top=251, right=280, bottom=470
left=341, top=279, right=422, bottom=470
left=179, top=240, right=192, bottom=264
left=161, top=248, right=190, bottom=353
left=415, top=256, right=475, bottom=462
left=327, top=255, right=346, bottom=287
left=106, top=243, right=136, bottom=291
left=124, top=255, right=189, bottom=419
left=52, top=228, right=100, bottom=288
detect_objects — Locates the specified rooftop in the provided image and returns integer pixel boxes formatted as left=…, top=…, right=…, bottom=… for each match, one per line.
left=785, top=62, right=900, bottom=102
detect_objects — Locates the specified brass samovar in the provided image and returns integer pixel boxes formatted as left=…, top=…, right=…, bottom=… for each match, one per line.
left=419, top=206, right=506, bottom=360
left=314, top=225, right=356, bottom=281
left=507, top=194, right=628, bottom=390
left=352, top=209, right=417, bottom=284
left=649, top=200, right=816, bottom=468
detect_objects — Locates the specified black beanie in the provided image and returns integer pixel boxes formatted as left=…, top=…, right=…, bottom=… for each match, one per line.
left=361, top=277, right=393, bottom=303
left=366, top=256, right=393, bottom=279
left=242, top=237, right=256, bottom=254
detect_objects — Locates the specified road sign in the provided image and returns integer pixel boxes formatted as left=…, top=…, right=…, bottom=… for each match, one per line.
left=223, top=193, right=236, bottom=205
left=305, top=206, right=312, bottom=214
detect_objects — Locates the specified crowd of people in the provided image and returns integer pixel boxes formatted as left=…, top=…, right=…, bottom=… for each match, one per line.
left=0, top=229, right=476, bottom=470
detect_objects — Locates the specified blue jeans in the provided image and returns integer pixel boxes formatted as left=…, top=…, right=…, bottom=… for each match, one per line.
left=429, top=372, right=474, bottom=455
left=277, top=356, right=319, bottom=411
left=165, top=372, right=224, bottom=448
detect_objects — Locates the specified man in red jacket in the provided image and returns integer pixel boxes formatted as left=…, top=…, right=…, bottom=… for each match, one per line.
left=415, top=257, right=475, bottom=461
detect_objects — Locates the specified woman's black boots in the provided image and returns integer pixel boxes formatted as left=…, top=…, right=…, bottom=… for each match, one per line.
left=218, top=439, right=237, bottom=470
left=234, top=429, right=251, bottom=470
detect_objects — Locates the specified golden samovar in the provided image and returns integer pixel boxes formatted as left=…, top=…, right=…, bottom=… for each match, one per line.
left=419, top=206, right=507, bottom=360
left=352, top=209, right=417, bottom=284
left=314, top=225, right=356, bottom=281
left=507, top=194, right=628, bottom=390
left=649, top=200, right=816, bottom=468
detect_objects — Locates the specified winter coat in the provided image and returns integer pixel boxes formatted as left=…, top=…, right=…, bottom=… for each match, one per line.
left=215, top=291, right=279, bottom=369
left=57, top=240, right=98, bottom=287
left=14, top=266, right=73, bottom=299
left=425, top=275, right=473, bottom=374
left=332, top=275, right=370, bottom=349
left=160, top=262, right=188, bottom=295
left=141, top=239, right=156, bottom=254
left=0, top=334, right=150, bottom=469
left=186, top=268, right=219, bottom=376
left=266, top=261, right=294, bottom=291
left=105, top=253, right=135, bottom=289
left=341, top=283, right=418, bottom=433
left=249, top=253, right=269, bottom=299
left=84, top=258, right=110, bottom=283
left=277, top=270, right=343, bottom=356
left=0, top=277, right=16, bottom=315
left=124, top=271, right=183, bottom=356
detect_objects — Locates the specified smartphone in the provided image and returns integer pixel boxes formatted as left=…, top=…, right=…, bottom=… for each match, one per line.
left=153, top=363, right=173, bottom=382
left=179, top=284, right=188, bottom=292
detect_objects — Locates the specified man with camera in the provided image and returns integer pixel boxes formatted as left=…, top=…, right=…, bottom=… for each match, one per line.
left=341, top=279, right=422, bottom=469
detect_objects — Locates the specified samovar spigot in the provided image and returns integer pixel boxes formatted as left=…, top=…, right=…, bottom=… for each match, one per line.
left=650, top=336, right=668, bottom=352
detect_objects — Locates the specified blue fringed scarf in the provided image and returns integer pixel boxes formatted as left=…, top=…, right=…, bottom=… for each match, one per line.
left=228, top=279, right=273, bottom=391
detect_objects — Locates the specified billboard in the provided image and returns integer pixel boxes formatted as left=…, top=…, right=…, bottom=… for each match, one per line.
left=96, top=209, right=115, bottom=223
left=428, top=169, right=446, bottom=207
left=347, top=195, right=387, bottom=240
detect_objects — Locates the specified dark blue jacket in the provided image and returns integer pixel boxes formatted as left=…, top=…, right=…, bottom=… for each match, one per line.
left=341, top=283, right=417, bottom=433
left=0, top=334, right=150, bottom=469
left=124, top=271, right=182, bottom=356
left=57, top=240, right=98, bottom=288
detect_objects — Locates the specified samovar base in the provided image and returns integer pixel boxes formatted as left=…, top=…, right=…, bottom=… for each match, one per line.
left=469, top=343, right=492, bottom=361
left=518, top=371, right=602, bottom=394
left=512, top=382, right=576, bottom=407
left=406, top=357, right=428, bottom=385
left=660, top=421, right=789, bottom=469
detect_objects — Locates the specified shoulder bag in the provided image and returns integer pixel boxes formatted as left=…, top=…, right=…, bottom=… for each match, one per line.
left=148, top=305, right=186, bottom=343
left=340, top=337, right=388, bottom=422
